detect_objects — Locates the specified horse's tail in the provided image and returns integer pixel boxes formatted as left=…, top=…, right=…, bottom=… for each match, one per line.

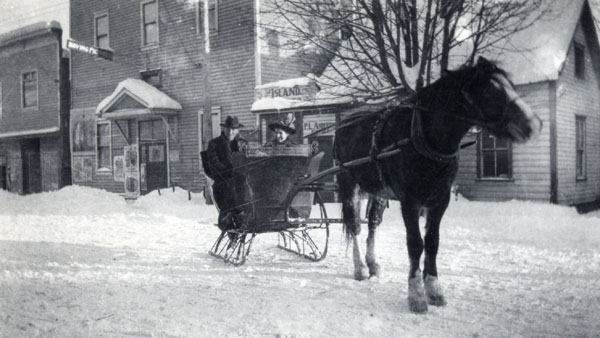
left=337, top=171, right=362, bottom=240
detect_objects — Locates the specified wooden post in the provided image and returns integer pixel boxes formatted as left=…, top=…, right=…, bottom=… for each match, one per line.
left=202, top=0, right=213, bottom=149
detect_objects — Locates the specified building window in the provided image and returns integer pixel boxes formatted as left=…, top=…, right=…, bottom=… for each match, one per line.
left=478, top=130, right=512, bottom=179
left=141, top=0, right=159, bottom=47
left=96, top=121, right=112, bottom=170
left=265, top=29, right=280, bottom=56
left=22, top=71, right=38, bottom=109
left=196, top=0, right=218, bottom=35
left=139, top=119, right=166, bottom=141
left=94, top=11, right=110, bottom=49
left=0, top=81, right=3, bottom=119
left=574, top=42, right=585, bottom=79
left=576, top=116, right=586, bottom=180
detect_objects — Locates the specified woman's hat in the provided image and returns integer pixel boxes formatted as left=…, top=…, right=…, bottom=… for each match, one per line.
left=220, top=116, right=244, bottom=129
left=268, top=113, right=296, bottom=135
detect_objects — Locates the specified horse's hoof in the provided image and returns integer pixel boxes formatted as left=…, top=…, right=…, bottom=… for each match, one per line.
left=424, top=275, right=447, bottom=306
left=354, top=266, right=370, bottom=281
left=408, top=297, right=428, bottom=313
left=368, top=262, right=381, bottom=278
left=408, top=273, right=428, bottom=313
left=427, top=294, right=447, bottom=306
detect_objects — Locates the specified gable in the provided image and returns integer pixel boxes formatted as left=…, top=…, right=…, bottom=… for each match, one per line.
left=106, top=94, right=147, bottom=113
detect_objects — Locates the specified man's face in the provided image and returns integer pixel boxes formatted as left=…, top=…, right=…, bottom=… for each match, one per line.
left=275, top=128, right=290, bottom=143
left=224, top=127, right=239, bottom=141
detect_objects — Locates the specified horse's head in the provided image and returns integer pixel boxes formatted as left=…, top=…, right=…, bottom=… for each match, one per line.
left=458, top=57, right=542, bottom=143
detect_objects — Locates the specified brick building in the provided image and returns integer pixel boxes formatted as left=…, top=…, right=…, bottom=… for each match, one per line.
left=69, top=0, right=312, bottom=196
left=0, top=21, right=71, bottom=194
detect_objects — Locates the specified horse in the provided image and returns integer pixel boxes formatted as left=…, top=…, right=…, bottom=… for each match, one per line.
left=333, top=56, right=542, bottom=313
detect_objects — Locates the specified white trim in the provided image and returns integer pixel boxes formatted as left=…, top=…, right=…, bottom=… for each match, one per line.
left=21, top=69, right=39, bottom=111
left=93, top=10, right=110, bottom=49
left=0, top=126, right=60, bottom=139
left=140, top=0, right=159, bottom=48
left=254, top=0, right=261, bottom=87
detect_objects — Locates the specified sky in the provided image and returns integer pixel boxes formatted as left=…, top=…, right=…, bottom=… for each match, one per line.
left=0, top=0, right=70, bottom=45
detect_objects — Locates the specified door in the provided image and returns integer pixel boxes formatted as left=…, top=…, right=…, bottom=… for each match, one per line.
left=21, top=138, right=42, bottom=194
left=139, top=120, right=168, bottom=194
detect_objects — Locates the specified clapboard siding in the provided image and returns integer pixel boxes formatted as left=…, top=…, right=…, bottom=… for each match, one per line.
left=456, top=81, right=552, bottom=202
left=554, top=22, right=600, bottom=204
left=70, top=0, right=266, bottom=193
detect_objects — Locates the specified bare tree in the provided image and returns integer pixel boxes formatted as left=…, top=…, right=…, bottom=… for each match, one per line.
left=261, top=0, right=549, bottom=100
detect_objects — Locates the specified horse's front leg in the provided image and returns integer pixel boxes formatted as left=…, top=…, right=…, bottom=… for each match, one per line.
left=339, top=179, right=369, bottom=281
left=365, top=196, right=387, bottom=277
left=401, top=200, right=428, bottom=313
left=423, top=202, right=449, bottom=307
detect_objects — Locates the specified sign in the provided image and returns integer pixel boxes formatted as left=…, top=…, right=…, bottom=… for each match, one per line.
left=124, top=145, right=140, bottom=197
left=303, top=114, right=336, bottom=137
left=113, top=156, right=124, bottom=182
left=255, top=79, right=319, bottom=101
left=72, top=156, right=93, bottom=182
left=66, top=39, right=113, bottom=61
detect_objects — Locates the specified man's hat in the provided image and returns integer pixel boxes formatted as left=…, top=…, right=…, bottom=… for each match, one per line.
left=220, top=116, right=244, bottom=129
left=268, top=113, right=296, bottom=135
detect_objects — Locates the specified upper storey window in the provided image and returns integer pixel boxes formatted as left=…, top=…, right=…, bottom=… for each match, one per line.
left=574, top=42, right=585, bottom=79
left=94, top=11, right=110, bottom=49
left=141, top=0, right=159, bottom=47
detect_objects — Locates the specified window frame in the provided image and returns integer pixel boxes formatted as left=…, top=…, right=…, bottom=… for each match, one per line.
left=0, top=81, right=3, bottom=120
left=93, top=10, right=110, bottom=49
left=96, top=120, right=112, bottom=171
left=21, top=69, right=39, bottom=111
left=575, top=115, right=587, bottom=181
left=574, top=42, right=585, bottom=79
left=477, top=130, right=513, bottom=180
left=140, top=0, right=159, bottom=49
left=196, top=0, right=218, bottom=37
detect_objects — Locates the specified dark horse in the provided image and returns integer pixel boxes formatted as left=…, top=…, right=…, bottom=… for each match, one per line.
left=333, top=57, right=542, bottom=313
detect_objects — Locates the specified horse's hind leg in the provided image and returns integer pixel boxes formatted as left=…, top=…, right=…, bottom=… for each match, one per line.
left=338, top=173, right=369, bottom=281
left=401, top=199, right=428, bottom=313
left=366, top=196, right=386, bottom=278
left=423, top=203, right=448, bottom=307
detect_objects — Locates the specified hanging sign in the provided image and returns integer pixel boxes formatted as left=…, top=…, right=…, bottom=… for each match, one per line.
left=66, top=39, right=113, bottom=61
left=124, top=145, right=140, bottom=197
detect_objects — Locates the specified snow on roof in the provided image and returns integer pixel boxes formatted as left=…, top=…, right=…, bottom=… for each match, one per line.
left=96, top=78, right=182, bottom=115
left=482, top=0, right=587, bottom=85
left=0, top=21, right=61, bottom=47
left=255, top=76, right=315, bottom=89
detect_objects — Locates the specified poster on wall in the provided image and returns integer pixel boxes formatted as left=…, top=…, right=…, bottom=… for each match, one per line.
left=113, top=156, right=124, bottom=182
left=72, top=156, right=93, bottom=182
left=70, top=109, right=96, bottom=153
left=123, top=145, right=140, bottom=197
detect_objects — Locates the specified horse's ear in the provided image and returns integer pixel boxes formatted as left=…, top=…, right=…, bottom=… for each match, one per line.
left=477, top=56, right=491, bottom=66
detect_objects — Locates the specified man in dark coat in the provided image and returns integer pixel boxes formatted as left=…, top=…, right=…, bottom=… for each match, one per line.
left=264, top=113, right=297, bottom=147
left=206, top=116, right=249, bottom=230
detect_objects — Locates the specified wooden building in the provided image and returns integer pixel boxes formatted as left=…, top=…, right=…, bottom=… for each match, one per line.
left=253, top=0, right=600, bottom=206
left=456, top=0, right=600, bottom=205
left=0, top=21, right=71, bottom=194
left=69, top=0, right=312, bottom=196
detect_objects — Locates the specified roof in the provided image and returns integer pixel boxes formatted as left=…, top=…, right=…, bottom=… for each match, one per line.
left=0, top=21, right=61, bottom=47
left=481, top=0, right=590, bottom=85
left=96, top=78, right=182, bottom=119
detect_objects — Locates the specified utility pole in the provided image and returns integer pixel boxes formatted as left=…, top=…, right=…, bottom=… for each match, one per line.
left=202, top=0, right=213, bottom=150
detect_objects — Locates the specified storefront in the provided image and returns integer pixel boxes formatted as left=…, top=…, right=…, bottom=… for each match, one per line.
left=71, top=78, right=181, bottom=198
left=252, top=77, right=356, bottom=201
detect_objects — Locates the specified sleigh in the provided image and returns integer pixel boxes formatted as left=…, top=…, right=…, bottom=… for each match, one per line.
left=204, top=144, right=343, bottom=266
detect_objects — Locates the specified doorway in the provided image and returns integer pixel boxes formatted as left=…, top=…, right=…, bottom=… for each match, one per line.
left=308, top=135, right=336, bottom=202
left=139, top=120, right=168, bottom=193
left=21, top=138, right=42, bottom=194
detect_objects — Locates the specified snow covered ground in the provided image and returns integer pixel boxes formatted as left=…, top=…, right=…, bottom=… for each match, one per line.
left=1, top=186, right=599, bottom=338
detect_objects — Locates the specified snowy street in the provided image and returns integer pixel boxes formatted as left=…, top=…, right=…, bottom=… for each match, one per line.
left=1, top=186, right=599, bottom=338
